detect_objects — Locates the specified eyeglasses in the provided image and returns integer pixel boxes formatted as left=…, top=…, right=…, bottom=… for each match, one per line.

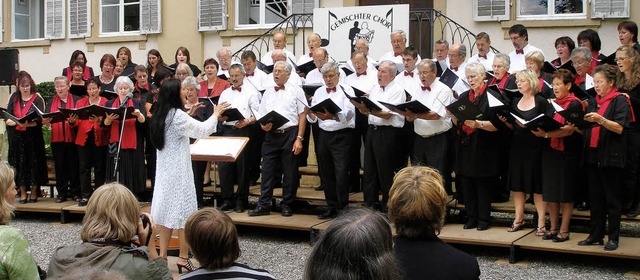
left=615, top=57, right=630, bottom=62
left=466, top=74, right=478, bottom=80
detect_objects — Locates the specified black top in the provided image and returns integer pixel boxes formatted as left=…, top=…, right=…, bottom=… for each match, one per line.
left=584, top=94, right=631, bottom=168
left=394, top=236, right=480, bottom=280
left=618, top=84, right=640, bottom=130
left=121, top=63, right=137, bottom=79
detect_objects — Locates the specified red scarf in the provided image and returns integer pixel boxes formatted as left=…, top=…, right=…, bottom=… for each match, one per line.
left=590, top=89, right=620, bottom=148
left=12, top=94, right=37, bottom=132
left=551, top=93, right=583, bottom=151
left=65, top=66, right=92, bottom=80
left=75, top=96, right=109, bottom=147
left=574, top=74, right=586, bottom=86
left=490, top=76, right=509, bottom=90
left=50, top=94, right=76, bottom=143
left=461, top=83, right=486, bottom=135
left=538, top=77, right=545, bottom=92
left=134, top=83, right=149, bottom=100
left=109, top=98, right=137, bottom=149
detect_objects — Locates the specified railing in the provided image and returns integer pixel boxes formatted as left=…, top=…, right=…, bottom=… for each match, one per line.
left=232, top=9, right=499, bottom=62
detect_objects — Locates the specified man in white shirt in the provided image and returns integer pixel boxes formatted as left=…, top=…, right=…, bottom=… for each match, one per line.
left=267, top=50, right=302, bottom=87
left=297, top=33, right=322, bottom=66
left=395, top=47, right=421, bottom=95
left=241, top=50, right=270, bottom=95
left=468, top=32, right=495, bottom=71
left=433, top=39, right=450, bottom=73
left=448, top=43, right=471, bottom=94
left=217, top=64, right=260, bottom=213
left=399, top=59, right=454, bottom=179
left=216, top=48, right=240, bottom=79
left=261, top=31, right=295, bottom=66
left=508, top=24, right=543, bottom=73
left=305, top=62, right=356, bottom=219
left=351, top=60, right=406, bottom=211
left=249, top=61, right=307, bottom=217
left=305, top=48, right=346, bottom=85
left=378, top=30, right=421, bottom=73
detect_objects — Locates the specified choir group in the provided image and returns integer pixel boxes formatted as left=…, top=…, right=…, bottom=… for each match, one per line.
left=7, top=20, right=640, bottom=255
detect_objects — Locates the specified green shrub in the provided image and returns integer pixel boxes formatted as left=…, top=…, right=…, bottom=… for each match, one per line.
left=36, top=81, right=55, bottom=101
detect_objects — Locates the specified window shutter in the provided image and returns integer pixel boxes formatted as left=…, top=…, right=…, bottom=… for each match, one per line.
left=473, top=0, right=509, bottom=21
left=592, top=0, right=628, bottom=19
left=45, top=0, right=65, bottom=39
left=68, top=0, right=90, bottom=38
left=141, top=0, right=162, bottom=34
left=0, top=0, right=3, bottom=43
left=290, top=0, right=316, bottom=14
left=198, top=0, right=227, bottom=31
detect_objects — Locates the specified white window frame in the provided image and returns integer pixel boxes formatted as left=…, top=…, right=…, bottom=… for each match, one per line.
left=234, top=0, right=317, bottom=30
left=473, top=0, right=510, bottom=21
left=12, top=0, right=45, bottom=41
left=591, top=0, right=629, bottom=19
left=516, top=0, right=586, bottom=20
left=99, top=0, right=141, bottom=36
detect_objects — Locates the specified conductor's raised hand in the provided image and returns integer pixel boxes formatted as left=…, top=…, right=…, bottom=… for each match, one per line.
left=213, top=102, right=231, bottom=119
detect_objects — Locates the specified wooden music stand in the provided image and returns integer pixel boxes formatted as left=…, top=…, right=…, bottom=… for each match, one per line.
left=190, top=136, right=249, bottom=162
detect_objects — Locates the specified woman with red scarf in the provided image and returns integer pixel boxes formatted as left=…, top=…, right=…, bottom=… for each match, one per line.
left=489, top=54, right=517, bottom=94
left=44, top=77, right=81, bottom=203
left=525, top=50, right=554, bottom=99
left=5, top=72, right=47, bottom=204
left=103, top=76, right=147, bottom=198
left=69, top=77, right=109, bottom=206
left=579, top=64, right=633, bottom=251
left=454, top=63, right=502, bottom=231
left=61, top=50, right=94, bottom=81
left=531, top=69, right=584, bottom=242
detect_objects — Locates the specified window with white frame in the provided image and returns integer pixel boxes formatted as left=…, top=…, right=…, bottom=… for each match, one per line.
left=517, top=0, right=586, bottom=20
left=13, top=0, right=45, bottom=40
left=234, top=0, right=316, bottom=29
left=101, top=0, right=140, bottom=34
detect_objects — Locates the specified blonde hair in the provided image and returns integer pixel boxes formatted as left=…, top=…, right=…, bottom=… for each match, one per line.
left=615, top=45, right=640, bottom=90
left=516, top=69, right=540, bottom=95
left=0, top=162, right=16, bottom=225
left=388, top=166, right=448, bottom=237
left=80, top=183, right=139, bottom=243
left=175, top=63, right=194, bottom=77
left=525, top=50, right=545, bottom=69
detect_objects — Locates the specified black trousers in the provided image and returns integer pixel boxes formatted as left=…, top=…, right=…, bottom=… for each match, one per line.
left=363, top=125, right=404, bottom=205
left=623, top=130, right=640, bottom=208
left=460, top=176, right=494, bottom=224
left=77, top=132, right=106, bottom=198
left=192, top=160, right=207, bottom=208
left=51, top=142, right=79, bottom=198
left=411, top=132, right=449, bottom=175
left=219, top=126, right=251, bottom=204
left=248, top=123, right=265, bottom=183
left=347, top=110, right=368, bottom=192
left=258, top=128, right=299, bottom=208
left=587, top=164, right=623, bottom=242
left=317, top=128, right=353, bottom=210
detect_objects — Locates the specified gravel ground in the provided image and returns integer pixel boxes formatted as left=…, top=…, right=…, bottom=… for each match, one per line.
left=10, top=211, right=640, bottom=280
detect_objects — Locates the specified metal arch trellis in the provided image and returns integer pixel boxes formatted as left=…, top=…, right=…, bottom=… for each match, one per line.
left=422, top=9, right=500, bottom=56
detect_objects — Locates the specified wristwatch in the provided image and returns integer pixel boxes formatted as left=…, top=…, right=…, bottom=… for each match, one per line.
left=297, top=135, right=304, bottom=141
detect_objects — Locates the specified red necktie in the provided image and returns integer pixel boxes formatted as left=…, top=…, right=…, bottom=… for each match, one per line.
left=404, top=71, right=414, bottom=77
left=308, top=53, right=313, bottom=57
left=326, top=87, right=336, bottom=93
left=479, top=54, right=487, bottom=59
left=245, top=73, right=254, bottom=77
left=422, top=86, right=431, bottom=91
left=232, top=86, right=241, bottom=91
left=274, top=86, right=285, bottom=91
left=394, top=52, right=402, bottom=57
left=357, top=71, right=367, bottom=77
left=450, top=66, right=458, bottom=71
left=381, top=86, right=386, bottom=91
left=515, top=49, right=524, bottom=54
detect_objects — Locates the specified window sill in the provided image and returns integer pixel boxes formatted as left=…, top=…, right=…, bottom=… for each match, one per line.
left=500, top=18, right=601, bottom=30
left=85, top=34, right=148, bottom=44
left=218, top=29, right=275, bottom=38
left=2, top=40, right=51, bottom=48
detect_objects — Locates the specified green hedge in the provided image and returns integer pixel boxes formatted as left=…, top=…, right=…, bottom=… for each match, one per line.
left=36, top=81, right=54, bottom=156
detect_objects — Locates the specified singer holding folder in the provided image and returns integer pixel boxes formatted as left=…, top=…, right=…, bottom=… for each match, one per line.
left=103, top=76, right=147, bottom=198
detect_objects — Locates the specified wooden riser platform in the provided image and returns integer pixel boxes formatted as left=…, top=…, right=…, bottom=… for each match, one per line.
left=513, top=232, right=640, bottom=260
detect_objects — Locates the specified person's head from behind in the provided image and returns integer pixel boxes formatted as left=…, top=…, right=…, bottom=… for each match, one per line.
left=304, top=208, right=400, bottom=280
left=0, top=162, right=16, bottom=225
left=185, top=208, right=240, bottom=270
left=80, top=183, right=139, bottom=243
left=388, top=166, right=448, bottom=238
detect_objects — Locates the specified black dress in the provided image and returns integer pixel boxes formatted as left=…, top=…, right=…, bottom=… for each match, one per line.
left=6, top=93, right=48, bottom=188
left=542, top=100, right=584, bottom=203
left=507, top=95, right=548, bottom=194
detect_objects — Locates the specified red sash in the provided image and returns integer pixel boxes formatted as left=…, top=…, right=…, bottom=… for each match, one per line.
left=109, top=98, right=137, bottom=149
left=461, top=83, right=486, bottom=136
left=550, top=94, right=583, bottom=151
left=50, top=94, right=76, bottom=143
left=12, top=94, right=37, bottom=132
left=590, top=89, right=620, bottom=148
left=75, top=96, right=109, bottom=146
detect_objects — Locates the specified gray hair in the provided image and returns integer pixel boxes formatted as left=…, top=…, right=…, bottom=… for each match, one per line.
left=175, top=63, right=193, bottom=76
left=494, top=53, right=510, bottom=68
left=435, top=39, right=449, bottom=49
left=417, top=59, right=437, bottom=73
left=355, top=38, right=369, bottom=47
left=216, top=48, right=232, bottom=57
left=274, top=60, right=292, bottom=74
left=391, top=30, right=407, bottom=41
left=115, top=76, right=134, bottom=92
left=229, top=63, right=245, bottom=75
left=379, top=60, right=397, bottom=75
left=54, top=76, right=69, bottom=85
left=465, top=62, right=486, bottom=76
left=182, top=76, right=201, bottom=91
left=320, top=61, right=340, bottom=74
left=271, top=49, right=286, bottom=61
left=455, top=44, right=467, bottom=58
left=570, top=47, right=593, bottom=61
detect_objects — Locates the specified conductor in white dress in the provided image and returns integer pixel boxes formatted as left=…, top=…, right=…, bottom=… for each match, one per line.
left=149, top=78, right=229, bottom=272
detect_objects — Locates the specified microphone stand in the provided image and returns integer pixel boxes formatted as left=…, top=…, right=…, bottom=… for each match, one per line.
left=113, top=102, right=130, bottom=179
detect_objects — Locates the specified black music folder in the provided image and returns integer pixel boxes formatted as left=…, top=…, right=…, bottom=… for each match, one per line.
left=257, top=110, right=289, bottom=129
left=542, top=61, right=576, bottom=75
left=379, top=100, right=430, bottom=114
left=2, top=110, right=40, bottom=123
left=59, top=104, right=136, bottom=120
left=446, top=97, right=483, bottom=122
left=343, top=92, right=383, bottom=111
left=221, top=108, right=245, bottom=122
left=302, top=84, right=323, bottom=96
left=551, top=101, right=593, bottom=129
left=36, top=107, right=66, bottom=124
left=100, top=90, right=118, bottom=100
left=510, top=112, right=562, bottom=132
left=289, top=58, right=317, bottom=77
left=217, top=74, right=229, bottom=81
left=439, top=68, right=460, bottom=90
left=350, top=86, right=367, bottom=97
left=257, top=61, right=274, bottom=74
left=570, top=83, right=596, bottom=101
left=310, top=98, right=342, bottom=115
left=341, top=63, right=355, bottom=76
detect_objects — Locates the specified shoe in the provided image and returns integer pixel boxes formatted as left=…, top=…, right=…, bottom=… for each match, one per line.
left=604, top=240, right=619, bottom=251
left=578, top=237, right=604, bottom=246
left=535, top=227, right=547, bottom=237
left=542, top=229, right=558, bottom=240
left=219, top=200, right=235, bottom=211
left=576, top=202, right=590, bottom=211
left=626, top=205, right=639, bottom=217
left=553, top=232, right=570, bottom=242
left=55, top=197, right=67, bottom=203
left=234, top=204, right=245, bottom=213
left=507, top=220, right=525, bottom=232
left=74, top=196, right=82, bottom=202
left=78, top=198, right=89, bottom=207
left=248, top=206, right=270, bottom=216
left=318, top=209, right=338, bottom=220
left=463, top=220, right=477, bottom=229
left=18, top=198, right=28, bottom=204
left=176, top=257, right=195, bottom=274
left=476, top=222, right=489, bottom=231
left=314, top=185, right=324, bottom=191
left=29, top=197, right=38, bottom=203
left=281, top=205, right=293, bottom=217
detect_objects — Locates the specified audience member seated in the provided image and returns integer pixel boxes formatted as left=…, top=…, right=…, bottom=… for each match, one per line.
left=47, top=182, right=172, bottom=279
left=304, top=208, right=402, bottom=280
left=388, top=166, right=480, bottom=280
left=0, top=162, right=40, bottom=280
left=179, top=208, right=275, bottom=279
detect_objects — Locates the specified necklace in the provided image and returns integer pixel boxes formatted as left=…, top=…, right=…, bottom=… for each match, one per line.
left=100, top=74, right=113, bottom=84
